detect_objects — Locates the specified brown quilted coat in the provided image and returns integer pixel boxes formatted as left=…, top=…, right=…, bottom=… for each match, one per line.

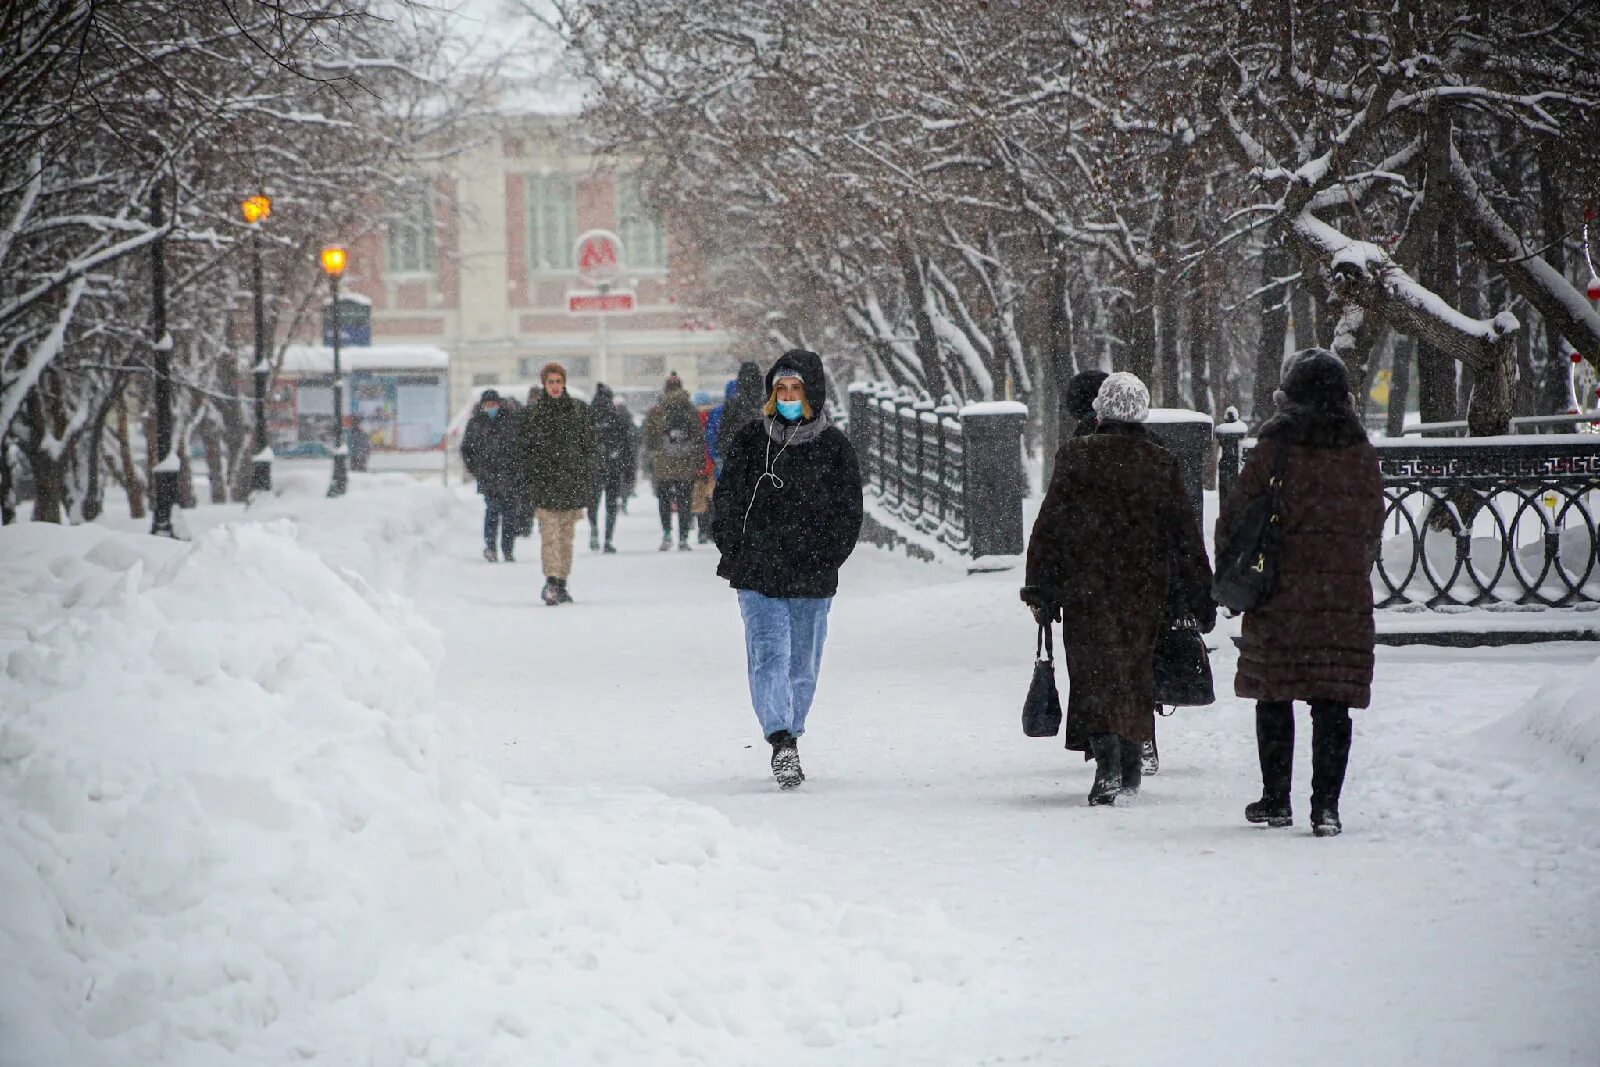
left=1218, top=408, right=1385, bottom=708
left=1025, top=423, right=1214, bottom=748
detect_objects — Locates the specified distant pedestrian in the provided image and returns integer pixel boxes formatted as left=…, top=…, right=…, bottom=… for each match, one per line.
left=1022, top=371, right=1214, bottom=806
left=711, top=349, right=864, bottom=789
left=588, top=383, right=635, bottom=554
left=642, top=372, right=706, bottom=551
left=692, top=405, right=715, bottom=543
left=460, top=389, right=521, bottom=562
left=1218, top=348, right=1383, bottom=837
left=715, top=361, right=767, bottom=466
left=518, top=363, right=598, bottom=605
left=347, top=414, right=372, bottom=472
left=1064, top=369, right=1109, bottom=439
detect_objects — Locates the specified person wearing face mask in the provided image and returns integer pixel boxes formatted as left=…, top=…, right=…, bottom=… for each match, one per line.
left=710, top=350, right=864, bottom=789
left=460, top=389, right=521, bottom=562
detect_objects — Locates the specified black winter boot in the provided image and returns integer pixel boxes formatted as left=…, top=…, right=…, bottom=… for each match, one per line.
left=552, top=577, right=574, bottom=605
left=768, top=731, right=803, bottom=789
left=1141, top=734, right=1160, bottom=776
left=1118, top=735, right=1143, bottom=797
left=1246, top=701, right=1295, bottom=827
left=1310, top=702, right=1352, bottom=837
left=1088, top=734, right=1122, bottom=806
left=540, top=577, right=558, bottom=605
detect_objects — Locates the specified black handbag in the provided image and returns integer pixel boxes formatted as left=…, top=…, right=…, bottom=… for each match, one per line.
left=1154, top=617, right=1215, bottom=708
left=1212, top=440, right=1290, bottom=613
left=1022, top=623, right=1064, bottom=737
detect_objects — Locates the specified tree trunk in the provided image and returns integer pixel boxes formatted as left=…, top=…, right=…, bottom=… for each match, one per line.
left=1251, top=245, right=1291, bottom=427
left=1538, top=155, right=1571, bottom=413
left=1416, top=231, right=1459, bottom=428
left=1189, top=260, right=1215, bottom=416
left=1157, top=287, right=1180, bottom=407
left=1127, top=267, right=1157, bottom=386
left=201, top=420, right=227, bottom=504
left=1290, top=285, right=1317, bottom=351
left=1045, top=245, right=1077, bottom=429
left=0, top=433, right=16, bottom=525
left=1387, top=335, right=1414, bottom=438
left=117, top=395, right=146, bottom=519
left=898, top=238, right=949, bottom=399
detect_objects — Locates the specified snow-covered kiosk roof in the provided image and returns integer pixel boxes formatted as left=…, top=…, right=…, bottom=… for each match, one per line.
left=279, top=344, right=449, bottom=376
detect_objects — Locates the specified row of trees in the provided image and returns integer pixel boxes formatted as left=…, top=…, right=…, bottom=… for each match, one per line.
left=0, top=0, right=487, bottom=524
left=550, top=0, right=1600, bottom=444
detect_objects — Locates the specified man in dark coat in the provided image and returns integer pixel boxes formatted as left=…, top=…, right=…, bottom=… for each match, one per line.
left=712, top=349, right=864, bottom=788
left=1023, top=372, right=1215, bottom=805
left=587, top=383, right=635, bottom=553
left=642, top=372, right=707, bottom=550
left=518, top=363, right=598, bottom=604
left=714, top=361, right=768, bottom=465
left=1218, top=347, right=1383, bottom=836
left=460, top=389, right=521, bottom=562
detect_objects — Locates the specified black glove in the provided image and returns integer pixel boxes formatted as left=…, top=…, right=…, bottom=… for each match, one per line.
left=1020, top=587, right=1061, bottom=624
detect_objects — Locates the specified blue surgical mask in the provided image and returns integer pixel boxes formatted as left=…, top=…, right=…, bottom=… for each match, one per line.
left=484, top=408, right=499, bottom=419
left=776, top=399, right=803, bottom=421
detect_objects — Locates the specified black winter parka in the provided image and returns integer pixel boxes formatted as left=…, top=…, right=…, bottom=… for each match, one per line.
left=711, top=351, right=864, bottom=599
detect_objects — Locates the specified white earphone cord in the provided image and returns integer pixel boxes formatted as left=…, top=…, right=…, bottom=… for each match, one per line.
left=742, top=418, right=792, bottom=534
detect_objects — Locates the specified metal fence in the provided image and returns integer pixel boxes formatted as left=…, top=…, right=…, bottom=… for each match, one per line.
left=846, top=383, right=1026, bottom=560
left=1218, top=420, right=1600, bottom=612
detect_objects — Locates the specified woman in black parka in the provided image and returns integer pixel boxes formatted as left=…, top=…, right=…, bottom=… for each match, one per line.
left=711, top=349, right=864, bottom=789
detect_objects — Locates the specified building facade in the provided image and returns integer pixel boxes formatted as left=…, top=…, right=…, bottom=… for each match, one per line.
left=331, top=114, right=740, bottom=418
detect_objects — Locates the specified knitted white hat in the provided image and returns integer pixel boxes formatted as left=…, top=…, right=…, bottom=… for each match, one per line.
left=1092, top=371, right=1150, bottom=423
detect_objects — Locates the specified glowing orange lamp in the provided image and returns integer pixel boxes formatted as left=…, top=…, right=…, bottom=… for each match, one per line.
left=240, top=195, right=271, bottom=225
left=320, top=245, right=348, bottom=278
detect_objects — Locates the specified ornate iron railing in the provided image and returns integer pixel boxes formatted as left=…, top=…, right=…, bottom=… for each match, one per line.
left=846, top=383, right=1025, bottom=559
left=1217, top=421, right=1600, bottom=611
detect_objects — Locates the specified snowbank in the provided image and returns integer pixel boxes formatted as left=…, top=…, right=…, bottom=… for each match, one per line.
left=0, top=495, right=976, bottom=1066
left=1500, top=651, right=1600, bottom=778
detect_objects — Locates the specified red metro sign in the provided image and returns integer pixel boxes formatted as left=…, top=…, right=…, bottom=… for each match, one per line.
left=566, top=290, right=636, bottom=315
left=574, top=229, right=623, bottom=285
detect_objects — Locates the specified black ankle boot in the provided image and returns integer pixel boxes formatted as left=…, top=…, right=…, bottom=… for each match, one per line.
left=1118, top=735, right=1142, bottom=797
left=1310, top=702, right=1352, bottom=837
left=1088, top=734, right=1122, bottom=805
left=1246, top=701, right=1295, bottom=827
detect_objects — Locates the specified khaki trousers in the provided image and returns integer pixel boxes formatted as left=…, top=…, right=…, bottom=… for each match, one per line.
left=536, top=507, right=584, bottom=578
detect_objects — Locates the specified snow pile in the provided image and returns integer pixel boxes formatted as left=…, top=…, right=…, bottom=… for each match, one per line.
left=1503, top=651, right=1600, bottom=778
left=0, top=514, right=975, bottom=1066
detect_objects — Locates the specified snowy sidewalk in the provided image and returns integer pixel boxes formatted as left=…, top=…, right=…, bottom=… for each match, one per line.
left=3, top=478, right=1597, bottom=1066
left=426, top=492, right=1600, bottom=1065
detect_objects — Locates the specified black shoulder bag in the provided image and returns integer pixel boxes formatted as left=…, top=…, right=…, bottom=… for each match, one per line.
left=1021, top=623, right=1064, bottom=737
left=1154, top=616, right=1215, bottom=709
left=1212, top=441, right=1290, bottom=613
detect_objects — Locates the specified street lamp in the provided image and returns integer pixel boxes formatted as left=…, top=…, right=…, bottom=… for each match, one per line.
left=320, top=244, right=349, bottom=497
left=240, top=195, right=273, bottom=495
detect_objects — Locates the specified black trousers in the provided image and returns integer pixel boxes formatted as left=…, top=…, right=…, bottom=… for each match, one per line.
left=482, top=492, right=518, bottom=556
left=1255, top=699, right=1353, bottom=809
left=588, top=475, right=626, bottom=545
left=655, top=479, right=694, bottom=541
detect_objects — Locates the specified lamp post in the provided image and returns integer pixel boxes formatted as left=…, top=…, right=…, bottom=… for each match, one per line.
left=320, top=244, right=348, bottom=497
left=241, top=194, right=273, bottom=495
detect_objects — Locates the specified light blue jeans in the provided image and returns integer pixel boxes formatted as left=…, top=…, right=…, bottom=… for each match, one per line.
left=736, top=590, right=833, bottom=740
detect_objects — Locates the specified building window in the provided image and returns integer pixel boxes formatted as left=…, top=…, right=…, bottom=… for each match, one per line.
left=633, top=354, right=665, bottom=379
left=566, top=356, right=592, bottom=379
left=696, top=353, right=735, bottom=379
left=518, top=356, right=592, bottom=380
left=471, top=372, right=500, bottom=387
left=615, top=173, right=666, bottom=270
left=527, top=174, right=576, bottom=271
left=386, top=186, right=436, bottom=275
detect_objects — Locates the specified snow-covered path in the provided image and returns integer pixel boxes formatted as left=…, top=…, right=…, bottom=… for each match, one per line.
left=418, top=492, right=1600, bottom=1065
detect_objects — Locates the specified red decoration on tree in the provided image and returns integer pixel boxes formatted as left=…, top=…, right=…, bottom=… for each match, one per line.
left=1573, top=351, right=1586, bottom=364
left=1587, top=274, right=1600, bottom=300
